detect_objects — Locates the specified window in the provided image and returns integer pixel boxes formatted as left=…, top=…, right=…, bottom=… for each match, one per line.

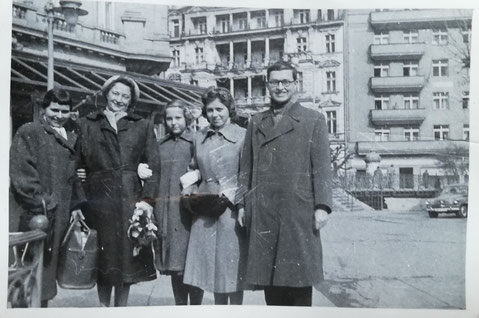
left=462, top=28, right=471, bottom=43
left=218, top=17, right=229, bottom=33
left=326, top=34, right=335, bottom=53
left=433, top=92, right=449, bottom=109
left=297, top=72, right=303, bottom=93
left=432, top=59, right=448, bottom=77
left=317, top=10, right=322, bottom=21
left=172, top=19, right=180, bottom=37
left=403, top=30, right=419, bottom=43
left=404, top=126, right=419, bottom=141
left=273, top=10, right=284, bottom=27
left=374, top=95, right=389, bottom=110
left=433, top=125, right=449, bottom=140
left=297, top=37, right=307, bottom=53
left=432, top=29, right=448, bottom=45
left=98, top=2, right=114, bottom=30
left=238, top=17, right=247, bottom=30
left=192, top=17, right=207, bottom=34
left=326, top=71, right=336, bottom=92
left=463, top=91, right=469, bottom=109
left=374, top=63, right=389, bottom=77
left=295, top=10, right=310, bottom=24
left=375, top=127, right=390, bottom=141
left=463, top=124, right=470, bottom=141
left=327, top=9, right=335, bottom=21
left=195, top=47, right=204, bottom=64
left=374, top=32, right=389, bottom=45
left=403, top=95, right=419, bottom=109
left=256, top=12, right=266, bottom=28
left=326, top=111, right=337, bottom=134
left=403, top=62, right=418, bottom=76
left=172, top=49, right=180, bottom=67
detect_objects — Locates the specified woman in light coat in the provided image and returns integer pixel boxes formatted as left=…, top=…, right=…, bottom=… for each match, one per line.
left=182, top=87, right=247, bottom=305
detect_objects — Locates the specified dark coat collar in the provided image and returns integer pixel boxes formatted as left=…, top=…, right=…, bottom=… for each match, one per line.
left=86, top=111, right=142, bottom=121
left=257, top=102, right=302, bottom=146
left=40, top=116, right=77, bottom=152
left=159, top=130, right=194, bottom=144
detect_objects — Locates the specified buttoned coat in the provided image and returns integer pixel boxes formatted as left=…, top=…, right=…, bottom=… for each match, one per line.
left=237, top=102, right=332, bottom=287
left=78, top=112, right=160, bottom=285
left=154, top=131, right=194, bottom=274
left=10, top=117, right=85, bottom=300
left=183, top=122, right=248, bottom=293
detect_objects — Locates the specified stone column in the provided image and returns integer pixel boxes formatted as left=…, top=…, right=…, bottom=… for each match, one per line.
left=247, top=76, right=252, bottom=104
left=229, top=41, right=234, bottom=69
left=246, top=38, right=252, bottom=68
left=265, top=37, right=270, bottom=66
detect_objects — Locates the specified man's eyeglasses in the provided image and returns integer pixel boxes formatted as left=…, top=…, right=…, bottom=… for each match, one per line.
left=268, top=80, right=296, bottom=88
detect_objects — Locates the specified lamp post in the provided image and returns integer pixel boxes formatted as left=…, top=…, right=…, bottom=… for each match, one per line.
left=44, top=1, right=88, bottom=90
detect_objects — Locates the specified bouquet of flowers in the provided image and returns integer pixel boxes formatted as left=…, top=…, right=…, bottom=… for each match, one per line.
left=127, top=203, right=158, bottom=257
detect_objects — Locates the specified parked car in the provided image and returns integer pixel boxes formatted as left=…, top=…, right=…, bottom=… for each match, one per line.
left=425, top=184, right=468, bottom=218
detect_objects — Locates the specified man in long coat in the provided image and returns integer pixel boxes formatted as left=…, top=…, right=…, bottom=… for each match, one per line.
left=236, top=61, right=332, bottom=306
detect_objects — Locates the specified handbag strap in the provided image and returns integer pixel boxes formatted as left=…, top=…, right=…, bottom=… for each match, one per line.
left=41, top=198, right=47, bottom=215
left=61, top=217, right=91, bottom=248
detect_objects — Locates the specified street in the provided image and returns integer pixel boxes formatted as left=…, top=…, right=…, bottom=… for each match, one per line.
left=50, top=204, right=467, bottom=308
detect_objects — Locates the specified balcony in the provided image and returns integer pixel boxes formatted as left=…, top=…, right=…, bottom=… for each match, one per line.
left=370, top=76, right=425, bottom=93
left=370, top=43, right=426, bottom=61
left=370, top=108, right=426, bottom=125
left=370, top=9, right=472, bottom=30
left=356, top=140, right=469, bottom=156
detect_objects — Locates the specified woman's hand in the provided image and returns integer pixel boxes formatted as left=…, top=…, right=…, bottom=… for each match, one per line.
left=136, top=201, right=153, bottom=218
left=76, top=168, right=86, bottom=182
left=137, top=163, right=153, bottom=180
left=237, top=207, right=245, bottom=227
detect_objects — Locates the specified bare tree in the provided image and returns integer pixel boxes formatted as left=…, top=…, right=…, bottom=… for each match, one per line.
left=433, top=144, right=469, bottom=182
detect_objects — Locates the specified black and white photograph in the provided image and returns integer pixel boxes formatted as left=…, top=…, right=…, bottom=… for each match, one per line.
left=2, top=0, right=479, bottom=317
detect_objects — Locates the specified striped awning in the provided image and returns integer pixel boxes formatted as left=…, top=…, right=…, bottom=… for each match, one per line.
left=10, top=54, right=205, bottom=113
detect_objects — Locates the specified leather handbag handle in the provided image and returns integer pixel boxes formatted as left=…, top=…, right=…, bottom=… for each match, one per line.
left=61, top=217, right=91, bottom=249
left=42, top=198, right=47, bottom=215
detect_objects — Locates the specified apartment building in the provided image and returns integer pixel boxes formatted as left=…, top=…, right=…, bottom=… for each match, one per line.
left=345, top=9, right=471, bottom=189
left=166, top=6, right=345, bottom=143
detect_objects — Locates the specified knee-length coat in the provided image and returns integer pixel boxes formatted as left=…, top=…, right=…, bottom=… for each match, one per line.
left=78, top=112, right=160, bottom=286
left=236, top=103, right=332, bottom=288
left=183, top=122, right=248, bottom=293
left=153, top=131, right=194, bottom=274
left=10, top=117, right=85, bottom=301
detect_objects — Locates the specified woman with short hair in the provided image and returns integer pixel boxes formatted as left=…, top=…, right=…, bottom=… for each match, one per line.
left=77, top=75, right=160, bottom=307
left=10, top=88, right=85, bottom=307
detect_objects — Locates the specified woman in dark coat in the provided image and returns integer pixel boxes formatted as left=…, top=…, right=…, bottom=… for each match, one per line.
left=10, top=89, right=85, bottom=307
left=78, top=75, right=160, bottom=307
left=146, top=100, right=204, bottom=305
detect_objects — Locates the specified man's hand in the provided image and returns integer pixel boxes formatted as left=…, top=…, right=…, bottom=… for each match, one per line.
left=137, top=163, right=153, bottom=180
left=314, top=208, right=329, bottom=231
left=136, top=201, right=154, bottom=218
left=237, top=207, right=245, bottom=227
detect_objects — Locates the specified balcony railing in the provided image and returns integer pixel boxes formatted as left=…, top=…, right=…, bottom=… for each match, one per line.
left=370, top=9, right=472, bottom=30
left=53, top=18, right=75, bottom=33
left=370, top=43, right=426, bottom=61
left=356, top=140, right=469, bottom=156
left=12, top=4, right=27, bottom=19
left=370, top=108, right=427, bottom=125
left=100, top=30, right=121, bottom=44
left=370, top=76, right=426, bottom=93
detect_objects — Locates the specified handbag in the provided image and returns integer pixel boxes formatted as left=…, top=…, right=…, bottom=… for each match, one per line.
left=180, top=193, right=230, bottom=218
left=57, top=217, right=98, bottom=289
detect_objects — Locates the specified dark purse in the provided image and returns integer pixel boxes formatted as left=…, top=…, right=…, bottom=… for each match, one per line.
left=180, top=193, right=230, bottom=218
left=57, top=217, right=98, bottom=289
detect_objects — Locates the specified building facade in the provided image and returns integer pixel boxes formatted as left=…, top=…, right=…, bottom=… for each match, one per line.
left=11, top=0, right=203, bottom=135
left=166, top=6, right=345, bottom=144
left=344, top=9, right=471, bottom=190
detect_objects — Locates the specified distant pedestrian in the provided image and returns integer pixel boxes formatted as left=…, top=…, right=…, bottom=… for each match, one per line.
left=435, top=178, right=442, bottom=190
left=373, top=167, right=383, bottom=189
left=422, top=170, right=430, bottom=189
left=387, top=164, right=395, bottom=189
